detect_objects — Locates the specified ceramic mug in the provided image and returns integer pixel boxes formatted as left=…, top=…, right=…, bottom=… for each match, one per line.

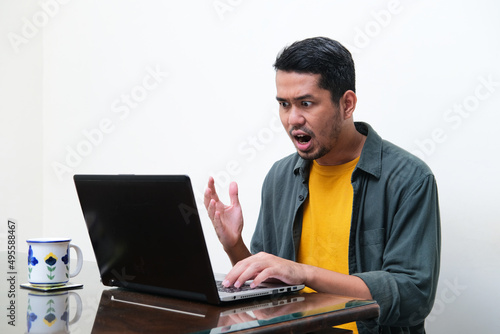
left=27, top=238, right=83, bottom=286
left=26, top=290, right=82, bottom=333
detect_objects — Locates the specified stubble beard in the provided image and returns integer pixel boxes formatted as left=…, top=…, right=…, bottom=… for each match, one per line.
left=296, top=113, right=343, bottom=162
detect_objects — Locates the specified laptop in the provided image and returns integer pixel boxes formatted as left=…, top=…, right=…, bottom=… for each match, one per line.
left=73, top=174, right=304, bottom=305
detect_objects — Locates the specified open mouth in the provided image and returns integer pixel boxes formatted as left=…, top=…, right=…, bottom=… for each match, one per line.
left=295, top=134, right=312, bottom=144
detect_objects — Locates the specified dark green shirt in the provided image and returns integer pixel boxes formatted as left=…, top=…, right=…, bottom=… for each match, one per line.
left=250, top=122, right=441, bottom=333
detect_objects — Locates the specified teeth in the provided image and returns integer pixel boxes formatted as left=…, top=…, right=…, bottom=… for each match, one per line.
left=296, top=134, right=310, bottom=144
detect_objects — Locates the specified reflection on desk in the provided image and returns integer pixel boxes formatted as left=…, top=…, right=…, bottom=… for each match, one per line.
left=26, top=290, right=82, bottom=333
left=1, top=252, right=378, bottom=333
left=91, top=289, right=378, bottom=333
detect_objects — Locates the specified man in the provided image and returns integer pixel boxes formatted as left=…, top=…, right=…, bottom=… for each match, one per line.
left=204, top=37, right=440, bottom=334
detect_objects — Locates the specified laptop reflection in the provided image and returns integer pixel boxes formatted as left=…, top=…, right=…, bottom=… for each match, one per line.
left=91, top=288, right=305, bottom=333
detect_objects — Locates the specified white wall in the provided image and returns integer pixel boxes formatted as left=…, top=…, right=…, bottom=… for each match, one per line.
left=2, top=0, right=499, bottom=332
left=1, top=2, right=44, bottom=251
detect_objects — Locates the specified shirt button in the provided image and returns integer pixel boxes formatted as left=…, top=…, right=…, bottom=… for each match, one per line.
left=298, top=195, right=304, bottom=201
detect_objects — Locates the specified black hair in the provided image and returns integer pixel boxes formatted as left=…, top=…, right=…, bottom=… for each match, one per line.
left=273, top=37, right=355, bottom=105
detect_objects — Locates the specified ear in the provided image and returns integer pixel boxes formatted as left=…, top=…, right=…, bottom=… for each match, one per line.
left=340, top=90, right=357, bottom=120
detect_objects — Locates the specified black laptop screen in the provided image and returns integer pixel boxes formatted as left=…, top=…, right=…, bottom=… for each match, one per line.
left=74, top=175, right=220, bottom=303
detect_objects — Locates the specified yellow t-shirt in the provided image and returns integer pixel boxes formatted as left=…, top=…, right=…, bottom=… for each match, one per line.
left=297, top=157, right=360, bottom=333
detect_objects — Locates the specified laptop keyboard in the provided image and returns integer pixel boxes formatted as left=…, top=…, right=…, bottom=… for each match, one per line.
left=216, top=281, right=254, bottom=293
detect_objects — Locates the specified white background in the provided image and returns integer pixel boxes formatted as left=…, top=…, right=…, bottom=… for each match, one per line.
left=1, top=0, right=499, bottom=332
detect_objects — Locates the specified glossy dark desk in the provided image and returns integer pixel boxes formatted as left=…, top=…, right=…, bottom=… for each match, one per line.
left=2, top=254, right=379, bottom=333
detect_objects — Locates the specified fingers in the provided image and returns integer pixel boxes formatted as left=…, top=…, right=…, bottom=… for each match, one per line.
left=212, top=210, right=224, bottom=236
left=223, top=253, right=303, bottom=289
left=203, top=177, right=219, bottom=209
left=223, top=253, right=270, bottom=288
left=205, top=178, right=241, bottom=222
left=250, top=266, right=278, bottom=288
left=223, top=262, right=256, bottom=289
left=228, top=181, right=240, bottom=207
left=205, top=177, right=223, bottom=223
left=206, top=198, right=216, bottom=222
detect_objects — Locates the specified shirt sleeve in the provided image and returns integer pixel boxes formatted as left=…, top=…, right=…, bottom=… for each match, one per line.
left=250, top=154, right=305, bottom=261
left=250, top=167, right=272, bottom=255
left=354, top=174, right=441, bottom=327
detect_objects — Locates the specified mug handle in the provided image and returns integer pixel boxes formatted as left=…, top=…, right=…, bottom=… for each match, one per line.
left=69, top=291, right=83, bottom=326
left=69, top=244, right=83, bottom=278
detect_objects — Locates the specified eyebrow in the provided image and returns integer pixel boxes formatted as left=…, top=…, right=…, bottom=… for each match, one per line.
left=276, top=94, right=314, bottom=102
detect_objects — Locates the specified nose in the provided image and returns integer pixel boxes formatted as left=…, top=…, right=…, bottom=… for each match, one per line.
left=288, top=106, right=305, bottom=127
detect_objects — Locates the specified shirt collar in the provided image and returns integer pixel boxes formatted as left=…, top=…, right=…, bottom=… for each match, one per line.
left=354, top=122, right=382, bottom=179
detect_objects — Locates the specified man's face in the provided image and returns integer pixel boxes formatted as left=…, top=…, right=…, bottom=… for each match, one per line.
left=276, top=70, right=345, bottom=164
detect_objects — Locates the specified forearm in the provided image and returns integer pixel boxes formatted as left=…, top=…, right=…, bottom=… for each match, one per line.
left=303, top=264, right=373, bottom=300
left=225, top=237, right=252, bottom=266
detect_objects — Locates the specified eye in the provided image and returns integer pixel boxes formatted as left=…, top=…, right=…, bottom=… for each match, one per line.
left=279, top=101, right=290, bottom=108
left=301, top=101, right=312, bottom=107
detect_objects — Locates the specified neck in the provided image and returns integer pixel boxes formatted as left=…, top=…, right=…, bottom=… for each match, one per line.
left=316, top=123, right=366, bottom=166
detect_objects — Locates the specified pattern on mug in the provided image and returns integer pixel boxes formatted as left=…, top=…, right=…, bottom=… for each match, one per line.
left=62, top=249, right=69, bottom=278
left=26, top=298, right=37, bottom=332
left=43, top=299, right=57, bottom=327
left=28, top=246, right=39, bottom=280
left=44, top=253, right=58, bottom=280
